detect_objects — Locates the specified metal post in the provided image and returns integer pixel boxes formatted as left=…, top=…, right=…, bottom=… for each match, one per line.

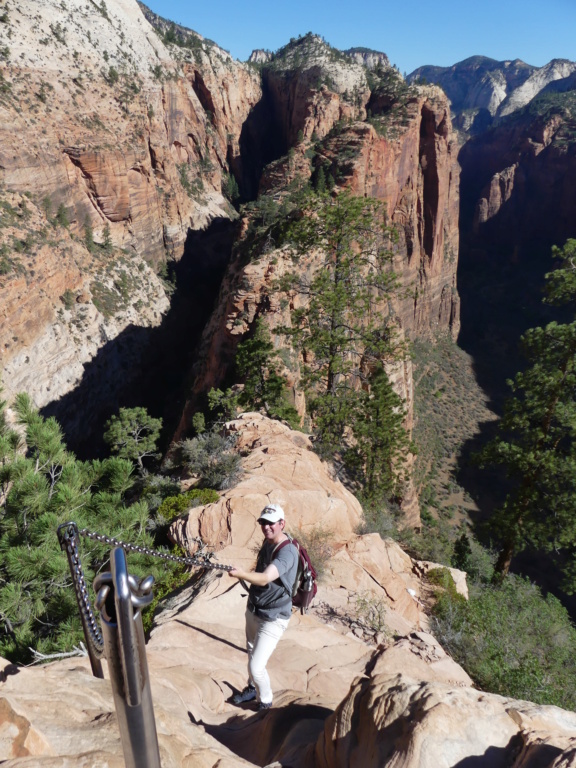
left=95, top=547, right=161, bottom=768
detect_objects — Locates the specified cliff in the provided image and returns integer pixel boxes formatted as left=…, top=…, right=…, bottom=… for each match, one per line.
left=2, top=415, right=576, bottom=767
left=0, top=0, right=261, bottom=422
left=460, top=91, right=576, bottom=254
left=176, top=45, right=460, bottom=525
left=409, top=55, right=576, bottom=134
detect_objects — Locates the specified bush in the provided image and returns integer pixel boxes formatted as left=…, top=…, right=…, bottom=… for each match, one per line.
left=55, top=203, right=69, bottom=228
left=289, top=524, right=333, bottom=578
left=431, top=574, right=576, bottom=709
left=138, top=473, right=181, bottom=514
left=178, top=428, right=242, bottom=490
left=352, top=591, right=390, bottom=636
left=60, top=289, right=75, bottom=310
left=157, top=488, right=219, bottom=523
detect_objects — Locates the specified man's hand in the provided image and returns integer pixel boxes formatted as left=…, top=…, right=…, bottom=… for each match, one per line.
left=228, top=564, right=279, bottom=586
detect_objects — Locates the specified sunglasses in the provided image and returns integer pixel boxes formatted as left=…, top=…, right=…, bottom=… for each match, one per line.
left=259, top=520, right=280, bottom=527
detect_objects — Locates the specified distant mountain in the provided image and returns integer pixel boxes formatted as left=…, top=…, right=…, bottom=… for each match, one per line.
left=343, top=47, right=390, bottom=71
left=408, top=56, right=576, bottom=133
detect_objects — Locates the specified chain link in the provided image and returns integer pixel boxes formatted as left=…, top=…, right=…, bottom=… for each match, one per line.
left=58, top=523, right=234, bottom=664
left=58, top=523, right=105, bottom=659
left=78, top=528, right=233, bottom=572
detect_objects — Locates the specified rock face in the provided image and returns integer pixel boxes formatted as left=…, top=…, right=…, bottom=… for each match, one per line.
left=344, top=48, right=390, bottom=71
left=314, top=669, right=576, bottom=768
left=175, top=52, right=460, bottom=526
left=460, top=103, right=576, bottom=255
left=0, top=0, right=260, bottom=417
left=319, top=89, right=460, bottom=337
left=2, top=415, right=576, bottom=767
left=170, top=412, right=365, bottom=553
left=409, top=55, right=576, bottom=132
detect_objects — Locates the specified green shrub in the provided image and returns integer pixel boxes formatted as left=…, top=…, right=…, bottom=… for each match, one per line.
left=60, top=289, right=75, bottom=310
left=178, top=428, right=242, bottom=490
left=141, top=549, right=190, bottom=635
left=157, top=488, right=219, bottom=523
left=55, top=203, right=69, bottom=228
left=432, top=574, right=576, bottom=709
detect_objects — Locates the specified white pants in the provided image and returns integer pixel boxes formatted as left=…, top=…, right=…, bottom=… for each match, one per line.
left=245, top=608, right=290, bottom=705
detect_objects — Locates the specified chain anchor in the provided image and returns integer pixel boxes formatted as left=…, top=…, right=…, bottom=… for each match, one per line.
left=57, top=520, right=235, bottom=767
left=96, top=547, right=161, bottom=768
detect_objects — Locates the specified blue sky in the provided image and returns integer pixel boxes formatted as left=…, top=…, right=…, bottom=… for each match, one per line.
left=144, top=0, right=576, bottom=75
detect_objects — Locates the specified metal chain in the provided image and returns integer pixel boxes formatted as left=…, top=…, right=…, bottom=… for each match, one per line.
left=78, top=528, right=233, bottom=572
left=58, top=523, right=234, bottom=664
left=58, top=523, right=105, bottom=659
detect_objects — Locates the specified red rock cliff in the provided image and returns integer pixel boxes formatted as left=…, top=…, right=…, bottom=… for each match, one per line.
left=0, top=0, right=261, bottom=410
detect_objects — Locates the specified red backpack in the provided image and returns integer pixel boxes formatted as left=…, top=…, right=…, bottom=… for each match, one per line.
left=273, top=534, right=318, bottom=614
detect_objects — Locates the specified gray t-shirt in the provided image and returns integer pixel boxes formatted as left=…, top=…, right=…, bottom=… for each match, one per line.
left=248, top=537, right=299, bottom=620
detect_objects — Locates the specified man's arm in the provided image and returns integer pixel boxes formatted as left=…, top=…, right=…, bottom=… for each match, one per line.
left=229, top=563, right=280, bottom=586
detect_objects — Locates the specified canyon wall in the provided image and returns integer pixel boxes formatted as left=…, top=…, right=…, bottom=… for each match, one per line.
left=175, top=43, right=460, bottom=526
left=178, top=49, right=460, bottom=424
left=460, top=106, right=576, bottom=255
left=0, top=10, right=461, bottom=523
left=0, top=0, right=260, bottom=422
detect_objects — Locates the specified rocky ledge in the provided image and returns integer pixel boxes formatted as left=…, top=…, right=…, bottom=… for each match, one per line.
left=1, top=415, right=576, bottom=766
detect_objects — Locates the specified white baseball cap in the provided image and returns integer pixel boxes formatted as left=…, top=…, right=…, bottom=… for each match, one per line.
left=258, top=503, right=285, bottom=524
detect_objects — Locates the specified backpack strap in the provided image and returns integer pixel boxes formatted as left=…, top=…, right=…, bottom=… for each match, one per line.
left=271, top=533, right=294, bottom=559
left=271, top=534, right=298, bottom=597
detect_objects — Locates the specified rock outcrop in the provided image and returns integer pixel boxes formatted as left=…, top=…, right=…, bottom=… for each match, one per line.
left=0, top=0, right=260, bottom=416
left=315, top=668, right=576, bottom=768
left=2, top=414, right=576, bottom=767
left=175, top=54, right=460, bottom=526
left=344, top=48, right=390, bottom=71
left=409, top=55, right=576, bottom=133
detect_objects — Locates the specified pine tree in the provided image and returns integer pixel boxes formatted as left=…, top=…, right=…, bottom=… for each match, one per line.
left=314, top=165, right=326, bottom=193
left=277, top=189, right=403, bottom=451
left=103, top=407, right=162, bottom=473
left=84, top=216, right=94, bottom=253
left=349, top=365, right=413, bottom=499
left=236, top=318, right=300, bottom=428
left=102, top=223, right=113, bottom=253
left=0, top=395, right=172, bottom=662
left=482, top=240, right=576, bottom=586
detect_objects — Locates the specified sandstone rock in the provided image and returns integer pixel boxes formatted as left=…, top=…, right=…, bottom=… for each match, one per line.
left=314, top=671, right=576, bottom=768
left=249, top=50, right=273, bottom=65
left=170, top=412, right=364, bottom=554
left=3, top=424, right=576, bottom=768
left=344, top=49, right=391, bottom=71
left=0, top=0, right=260, bottom=413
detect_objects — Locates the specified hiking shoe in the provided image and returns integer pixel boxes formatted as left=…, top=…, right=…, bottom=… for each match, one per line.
left=233, top=685, right=257, bottom=704
left=259, top=701, right=272, bottom=711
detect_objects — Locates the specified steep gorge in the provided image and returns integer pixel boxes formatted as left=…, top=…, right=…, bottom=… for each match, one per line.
left=0, top=6, right=461, bottom=501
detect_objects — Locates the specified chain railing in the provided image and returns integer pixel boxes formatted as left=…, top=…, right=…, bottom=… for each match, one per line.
left=57, top=522, right=233, bottom=768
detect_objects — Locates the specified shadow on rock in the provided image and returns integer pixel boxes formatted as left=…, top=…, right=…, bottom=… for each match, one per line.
left=453, top=735, right=561, bottom=768
left=41, top=216, right=239, bottom=459
left=199, top=699, right=332, bottom=768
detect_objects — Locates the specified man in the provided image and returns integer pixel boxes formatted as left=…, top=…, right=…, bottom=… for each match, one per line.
left=228, top=503, right=298, bottom=710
